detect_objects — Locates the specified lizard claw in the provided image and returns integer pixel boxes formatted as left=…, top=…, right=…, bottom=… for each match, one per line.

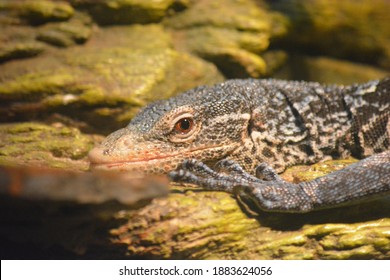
left=214, top=159, right=260, bottom=182
left=255, top=163, right=283, bottom=182
left=169, top=169, right=202, bottom=185
left=214, top=159, right=242, bottom=172
left=170, top=159, right=241, bottom=192
left=179, top=159, right=218, bottom=177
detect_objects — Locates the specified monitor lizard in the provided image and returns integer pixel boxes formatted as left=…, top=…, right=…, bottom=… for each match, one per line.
left=89, top=78, right=390, bottom=213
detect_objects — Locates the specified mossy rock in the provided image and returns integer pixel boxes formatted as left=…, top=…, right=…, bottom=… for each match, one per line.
left=271, top=0, right=390, bottom=69
left=272, top=54, right=390, bottom=84
left=0, top=122, right=97, bottom=171
left=77, top=0, right=175, bottom=25
left=0, top=25, right=223, bottom=134
left=164, top=0, right=269, bottom=31
left=35, top=12, right=93, bottom=47
left=0, top=3, right=92, bottom=63
left=172, top=27, right=268, bottom=78
left=110, top=160, right=390, bottom=259
left=0, top=41, right=46, bottom=63
left=165, top=0, right=273, bottom=78
left=0, top=0, right=74, bottom=25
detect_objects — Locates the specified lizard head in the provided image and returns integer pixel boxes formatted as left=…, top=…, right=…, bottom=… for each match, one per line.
left=89, top=82, right=252, bottom=174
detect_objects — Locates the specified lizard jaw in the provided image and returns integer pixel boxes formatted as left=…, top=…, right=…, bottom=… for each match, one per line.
left=88, top=143, right=237, bottom=174
left=88, top=146, right=184, bottom=174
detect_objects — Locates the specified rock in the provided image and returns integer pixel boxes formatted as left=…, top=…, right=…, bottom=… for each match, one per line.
left=272, top=54, right=390, bottom=84
left=0, top=165, right=168, bottom=205
left=0, top=25, right=223, bottom=134
left=0, top=2, right=92, bottom=62
left=165, top=0, right=272, bottom=78
left=271, top=0, right=390, bottom=69
left=36, top=12, right=93, bottom=47
left=111, top=181, right=390, bottom=259
left=281, top=158, right=359, bottom=184
left=75, top=0, right=176, bottom=25
left=0, top=41, right=46, bottom=63
left=0, top=122, right=97, bottom=171
left=261, top=50, right=289, bottom=77
left=1, top=0, right=75, bottom=25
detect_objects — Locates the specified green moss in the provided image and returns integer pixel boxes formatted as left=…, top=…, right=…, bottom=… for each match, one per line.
left=112, top=169, right=390, bottom=259
left=282, top=158, right=359, bottom=183
left=15, top=0, right=74, bottom=25
left=36, top=12, right=92, bottom=47
left=0, top=41, right=45, bottom=63
left=36, top=29, right=74, bottom=47
left=166, top=0, right=272, bottom=77
left=0, top=71, right=75, bottom=99
left=0, top=24, right=222, bottom=133
left=274, top=55, right=390, bottom=84
left=272, top=0, right=390, bottom=68
left=84, top=0, right=175, bottom=25
left=0, top=122, right=95, bottom=170
left=165, top=0, right=269, bottom=31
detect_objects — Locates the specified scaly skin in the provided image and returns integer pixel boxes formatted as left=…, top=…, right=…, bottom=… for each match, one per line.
left=89, top=78, right=390, bottom=212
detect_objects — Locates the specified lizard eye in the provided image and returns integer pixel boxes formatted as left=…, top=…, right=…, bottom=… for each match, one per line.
left=174, top=118, right=194, bottom=134
left=168, top=112, right=199, bottom=143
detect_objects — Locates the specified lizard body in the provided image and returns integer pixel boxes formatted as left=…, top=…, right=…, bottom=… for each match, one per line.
left=89, top=78, right=390, bottom=212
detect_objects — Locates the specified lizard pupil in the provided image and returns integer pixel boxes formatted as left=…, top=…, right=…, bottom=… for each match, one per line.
left=175, top=118, right=193, bottom=133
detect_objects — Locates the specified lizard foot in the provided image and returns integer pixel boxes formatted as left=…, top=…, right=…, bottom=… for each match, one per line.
left=170, top=159, right=313, bottom=212
left=255, top=163, right=283, bottom=182
left=169, top=159, right=251, bottom=192
left=214, top=159, right=259, bottom=182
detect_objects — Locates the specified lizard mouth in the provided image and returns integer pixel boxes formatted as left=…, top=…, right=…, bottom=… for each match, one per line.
left=88, top=144, right=235, bottom=173
left=89, top=149, right=181, bottom=168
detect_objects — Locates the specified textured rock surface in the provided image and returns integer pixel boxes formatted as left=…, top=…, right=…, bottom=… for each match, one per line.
left=0, top=24, right=223, bottom=133
left=165, top=0, right=272, bottom=78
left=0, top=122, right=97, bottom=170
left=272, top=54, right=390, bottom=84
left=110, top=161, right=390, bottom=260
left=271, top=0, right=390, bottom=69
left=74, top=0, right=176, bottom=25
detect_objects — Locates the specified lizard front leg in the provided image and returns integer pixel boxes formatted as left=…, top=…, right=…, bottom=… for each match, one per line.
left=170, top=151, right=390, bottom=213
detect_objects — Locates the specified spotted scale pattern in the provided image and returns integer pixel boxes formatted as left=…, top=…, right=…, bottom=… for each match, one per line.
left=90, top=78, right=389, bottom=212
